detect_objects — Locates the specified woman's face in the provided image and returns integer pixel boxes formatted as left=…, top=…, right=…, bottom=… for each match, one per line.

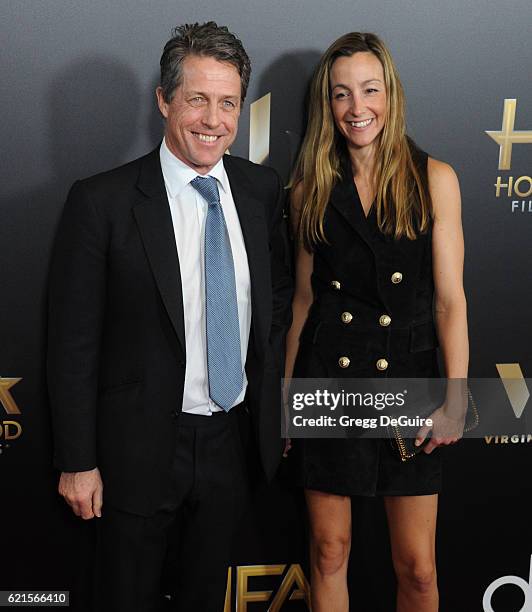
left=330, top=51, right=387, bottom=152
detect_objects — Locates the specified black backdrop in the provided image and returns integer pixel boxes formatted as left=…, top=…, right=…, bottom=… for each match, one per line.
left=2, top=1, right=531, bottom=610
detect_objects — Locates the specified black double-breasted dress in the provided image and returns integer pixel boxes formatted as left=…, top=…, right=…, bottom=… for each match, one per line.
left=292, top=146, right=442, bottom=496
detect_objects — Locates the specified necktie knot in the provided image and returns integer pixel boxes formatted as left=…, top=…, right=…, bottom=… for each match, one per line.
left=190, top=175, right=220, bottom=207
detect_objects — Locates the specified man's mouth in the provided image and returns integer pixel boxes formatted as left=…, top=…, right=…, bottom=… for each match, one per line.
left=192, top=132, right=220, bottom=143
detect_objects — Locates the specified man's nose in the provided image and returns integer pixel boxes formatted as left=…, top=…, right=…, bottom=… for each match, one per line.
left=202, top=102, right=221, bottom=128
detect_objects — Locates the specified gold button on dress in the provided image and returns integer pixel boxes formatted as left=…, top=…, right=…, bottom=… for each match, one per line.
left=391, top=272, right=403, bottom=284
left=341, top=312, right=353, bottom=324
left=376, top=358, right=389, bottom=371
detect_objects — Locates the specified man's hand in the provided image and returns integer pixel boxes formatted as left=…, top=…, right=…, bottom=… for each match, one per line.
left=58, top=467, right=103, bottom=519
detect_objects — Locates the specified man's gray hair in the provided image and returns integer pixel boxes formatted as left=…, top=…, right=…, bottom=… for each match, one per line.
left=160, top=21, right=251, bottom=103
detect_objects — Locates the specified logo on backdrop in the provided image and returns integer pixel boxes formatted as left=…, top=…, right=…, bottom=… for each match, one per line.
left=484, top=364, right=531, bottom=445
left=483, top=554, right=532, bottom=611
left=227, top=91, right=271, bottom=164
left=223, top=564, right=310, bottom=611
left=0, top=376, right=23, bottom=453
left=249, top=93, right=271, bottom=165
left=486, top=99, right=532, bottom=213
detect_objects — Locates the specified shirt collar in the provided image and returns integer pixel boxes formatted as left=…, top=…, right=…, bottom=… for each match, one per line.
left=159, top=137, right=229, bottom=199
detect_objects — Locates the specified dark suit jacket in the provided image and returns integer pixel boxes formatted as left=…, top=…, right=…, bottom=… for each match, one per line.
left=47, top=147, right=293, bottom=516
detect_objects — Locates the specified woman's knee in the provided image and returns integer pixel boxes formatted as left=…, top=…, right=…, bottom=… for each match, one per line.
left=395, top=557, right=437, bottom=594
left=312, top=535, right=351, bottom=577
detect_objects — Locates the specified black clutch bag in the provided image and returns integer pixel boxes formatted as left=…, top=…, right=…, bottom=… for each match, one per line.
left=388, top=387, right=479, bottom=462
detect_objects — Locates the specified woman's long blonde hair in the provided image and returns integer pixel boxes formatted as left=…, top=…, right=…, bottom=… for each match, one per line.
left=291, top=32, right=431, bottom=248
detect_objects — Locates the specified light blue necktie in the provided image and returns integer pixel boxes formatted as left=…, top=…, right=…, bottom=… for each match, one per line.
left=190, top=175, right=243, bottom=412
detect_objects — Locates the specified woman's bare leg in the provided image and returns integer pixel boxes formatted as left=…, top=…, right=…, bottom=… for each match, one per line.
left=384, top=494, right=439, bottom=612
left=305, top=489, right=352, bottom=612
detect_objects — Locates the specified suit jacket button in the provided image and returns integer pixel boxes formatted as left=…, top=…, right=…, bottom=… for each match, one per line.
left=331, top=280, right=341, bottom=290
left=379, top=314, right=391, bottom=327
left=338, top=356, right=350, bottom=368
left=376, top=358, right=389, bottom=371
left=341, top=312, right=353, bottom=324
left=391, top=272, right=403, bottom=284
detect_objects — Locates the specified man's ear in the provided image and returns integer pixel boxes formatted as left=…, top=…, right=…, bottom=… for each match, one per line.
left=155, top=86, right=169, bottom=119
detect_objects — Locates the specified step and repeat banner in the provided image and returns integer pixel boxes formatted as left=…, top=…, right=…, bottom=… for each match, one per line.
left=1, top=1, right=531, bottom=610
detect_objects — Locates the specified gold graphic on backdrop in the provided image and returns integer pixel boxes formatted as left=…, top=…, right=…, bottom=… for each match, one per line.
left=249, top=93, right=271, bottom=165
left=486, top=99, right=532, bottom=170
left=268, top=564, right=310, bottom=611
left=225, top=564, right=310, bottom=611
left=0, top=421, right=22, bottom=440
left=0, top=377, right=22, bottom=415
left=237, top=564, right=285, bottom=607
left=223, top=567, right=232, bottom=612
left=496, top=363, right=530, bottom=418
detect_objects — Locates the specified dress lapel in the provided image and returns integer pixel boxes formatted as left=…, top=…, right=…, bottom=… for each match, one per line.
left=330, top=159, right=398, bottom=314
left=132, top=148, right=186, bottom=356
left=329, top=161, right=375, bottom=252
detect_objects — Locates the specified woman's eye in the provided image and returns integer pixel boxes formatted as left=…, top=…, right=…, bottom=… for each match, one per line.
left=335, top=92, right=349, bottom=99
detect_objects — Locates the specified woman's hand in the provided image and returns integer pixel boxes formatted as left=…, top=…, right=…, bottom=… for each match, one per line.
left=415, top=402, right=466, bottom=454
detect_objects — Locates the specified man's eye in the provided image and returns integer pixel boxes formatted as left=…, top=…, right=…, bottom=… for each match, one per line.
left=190, top=97, right=205, bottom=106
left=222, top=100, right=236, bottom=109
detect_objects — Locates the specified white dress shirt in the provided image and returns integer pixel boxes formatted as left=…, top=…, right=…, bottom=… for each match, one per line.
left=159, top=138, right=251, bottom=415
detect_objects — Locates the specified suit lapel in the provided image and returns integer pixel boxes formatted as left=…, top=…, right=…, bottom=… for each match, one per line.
left=224, top=155, right=270, bottom=355
left=133, top=148, right=186, bottom=356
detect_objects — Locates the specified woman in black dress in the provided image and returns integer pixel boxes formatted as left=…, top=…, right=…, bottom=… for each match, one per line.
left=285, top=33, right=468, bottom=611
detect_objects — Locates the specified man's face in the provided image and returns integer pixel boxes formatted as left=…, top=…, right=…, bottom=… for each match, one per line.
left=157, top=55, right=242, bottom=175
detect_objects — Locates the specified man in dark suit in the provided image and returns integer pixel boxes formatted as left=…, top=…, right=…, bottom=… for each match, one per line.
left=47, top=22, right=292, bottom=611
